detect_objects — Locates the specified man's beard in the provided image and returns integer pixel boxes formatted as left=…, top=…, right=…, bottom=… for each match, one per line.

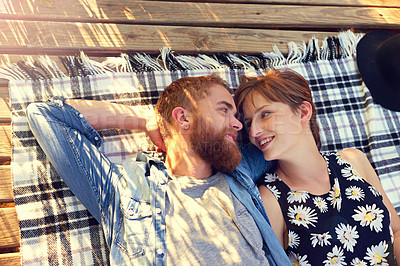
left=190, top=115, right=242, bottom=173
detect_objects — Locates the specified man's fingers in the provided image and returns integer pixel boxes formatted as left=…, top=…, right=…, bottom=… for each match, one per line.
left=145, top=119, right=167, bottom=152
left=148, top=130, right=167, bottom=152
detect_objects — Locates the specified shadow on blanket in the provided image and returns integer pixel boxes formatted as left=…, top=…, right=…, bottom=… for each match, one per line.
left=1, top=30, right=399, bottom=265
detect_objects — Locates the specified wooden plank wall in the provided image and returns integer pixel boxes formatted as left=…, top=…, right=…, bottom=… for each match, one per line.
left=1, top=0, right=399, bottom=56
left=0, top=0, right=399, bottom=265
left=0, top=83, right=18, bottom=265
left=0, top=1, right=399, bottom=83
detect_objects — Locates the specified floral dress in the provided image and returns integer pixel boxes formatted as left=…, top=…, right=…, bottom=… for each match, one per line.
left=261, top=152, right=395, bottom=266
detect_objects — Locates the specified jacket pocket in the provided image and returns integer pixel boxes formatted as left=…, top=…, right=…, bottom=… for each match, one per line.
left=115, top=195, right=153, bottom=259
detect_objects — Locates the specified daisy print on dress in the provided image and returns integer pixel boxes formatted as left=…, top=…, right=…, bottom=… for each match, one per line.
left=327, top=178, right=342, bottom=211
left=368, top=185, right=381, bottom=197
left=352, top=204, right=384, bottom=233
left=390, top=227, right=394, bottom=243
left=288, top=252, right=311, bottom=266
left=288, top=205, right=318, bottom=228
left=323, top=246, right=346, bottom=266
left=288, top=230, right=300, bottom=249
left=313, top=196, right=328, bottom=213
left=264, top=173, right=280, bottom=183
left=310, top=232, right=332, bottom=247
left=342, top=166, right=364, bottom=182
left=266, top=184, right=281, bottom=199
left=323, top=154, right=332, bottom=175
left=322, top=152, right=336, bottom=163
left=345, top=186, right=365, bottom=201
left=288, top=190, right=309, bottom=204
left=335, top=153, right=347, bottom=165
left=335, top=223, right=359, bottom=252
left=364, top=241, right=389, bottom=266
left=350, top=258, right=367, bottom=266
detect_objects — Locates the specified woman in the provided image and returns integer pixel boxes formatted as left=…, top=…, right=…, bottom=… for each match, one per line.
left=234, top=69, right=400, bottom=265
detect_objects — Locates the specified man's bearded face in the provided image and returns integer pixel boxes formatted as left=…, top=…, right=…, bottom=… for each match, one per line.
left=190, top=114, right=242, bottom=173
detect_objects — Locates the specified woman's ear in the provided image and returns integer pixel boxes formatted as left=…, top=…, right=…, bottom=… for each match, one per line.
left=172, top=107, right=191, bottom=130
left=299, top=101, right=312, bottom=124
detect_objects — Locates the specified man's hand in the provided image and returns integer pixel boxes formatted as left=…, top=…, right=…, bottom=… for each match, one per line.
left=145, top=118, right=166, bottom=152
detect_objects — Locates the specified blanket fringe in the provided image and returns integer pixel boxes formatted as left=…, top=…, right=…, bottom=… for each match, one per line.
left=0, top=30, right=363, bottom=81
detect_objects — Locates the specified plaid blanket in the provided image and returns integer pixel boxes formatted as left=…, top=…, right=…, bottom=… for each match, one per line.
left=2, top=30, right=399, bottom=265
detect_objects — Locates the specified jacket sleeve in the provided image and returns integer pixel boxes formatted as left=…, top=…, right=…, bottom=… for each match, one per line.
left=238, top=143, right=277, bottom=183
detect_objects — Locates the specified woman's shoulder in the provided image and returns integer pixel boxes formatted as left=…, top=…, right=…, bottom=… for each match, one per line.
left=321, top=148, right=364, bottom=161
left=337, top=148, right=365, bottom=160
left=336, top=148, right=376, bottom=184
left=337, top=148, right=370, bottom=168
left=320, top=149, right=366, bottom=168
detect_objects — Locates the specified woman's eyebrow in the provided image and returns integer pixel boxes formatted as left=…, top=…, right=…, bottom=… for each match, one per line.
left=254, top=104, right=270, bottom=113
left=243, top=104, right=271, bottom=120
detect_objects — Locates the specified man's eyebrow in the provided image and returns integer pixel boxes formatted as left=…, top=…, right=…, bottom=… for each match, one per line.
left=217, top=101, right=234, bottom=110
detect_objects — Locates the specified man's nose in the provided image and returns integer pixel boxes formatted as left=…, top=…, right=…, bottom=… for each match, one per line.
left=230, top=115, right=243, bottom=131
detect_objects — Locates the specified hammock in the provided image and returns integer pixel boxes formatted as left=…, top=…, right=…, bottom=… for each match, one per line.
left=1, top=30, right=399, bottom=265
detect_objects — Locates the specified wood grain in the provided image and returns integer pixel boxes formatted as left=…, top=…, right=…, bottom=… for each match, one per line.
left=0, top=126, right=11, bottom=165
left=0, top=21, right=340, bottom=54
left=1, top=1, right=399, bottom=29
left=143, top=0, right=400, bottom=7
left=0, top=126, right=11, bottom=157
left=0, top=88, right=11, bottom=124
left=0, top=208, right=20, bottom=249
left=0, top=253, right=20, bottom=265
left=0, top=166, right=13, bottom=203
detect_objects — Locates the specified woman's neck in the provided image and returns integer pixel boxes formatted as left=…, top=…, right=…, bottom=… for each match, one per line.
left=276, top=147, right=331, bottom=195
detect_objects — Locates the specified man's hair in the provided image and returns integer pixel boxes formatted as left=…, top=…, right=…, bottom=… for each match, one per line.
left=155, top=74, right=231, bottom=142
left=234, top=68, right=321, bottom=150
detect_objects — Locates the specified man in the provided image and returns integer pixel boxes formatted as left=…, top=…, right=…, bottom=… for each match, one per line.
left=27, top=74, right=290, bottom=265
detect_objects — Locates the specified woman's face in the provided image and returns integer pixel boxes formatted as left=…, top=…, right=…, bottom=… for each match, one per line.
left=242, top=91, right=304, bottom=161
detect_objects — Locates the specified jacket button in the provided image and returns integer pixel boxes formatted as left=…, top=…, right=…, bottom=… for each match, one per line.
left=156, top=248, right=163, bottom=255
left=156, top=208, right=161, bottom=214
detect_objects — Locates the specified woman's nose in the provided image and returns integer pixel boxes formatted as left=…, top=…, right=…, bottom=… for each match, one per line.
left=249, top=121, right=262, bottom=138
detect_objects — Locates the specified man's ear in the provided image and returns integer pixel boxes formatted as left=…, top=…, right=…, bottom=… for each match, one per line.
left=299, top=101, right=312, bottom=124
left=172, top=107, right=191, bottom=130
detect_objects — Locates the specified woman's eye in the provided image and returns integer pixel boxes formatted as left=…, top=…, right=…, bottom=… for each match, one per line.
left=220, top=108, right=228, bottom=113
left=261, top=111, right=270, bottom=118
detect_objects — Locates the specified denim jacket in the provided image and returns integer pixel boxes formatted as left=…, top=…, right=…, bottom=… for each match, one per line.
left=111, top=146, right=291, bottom=265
